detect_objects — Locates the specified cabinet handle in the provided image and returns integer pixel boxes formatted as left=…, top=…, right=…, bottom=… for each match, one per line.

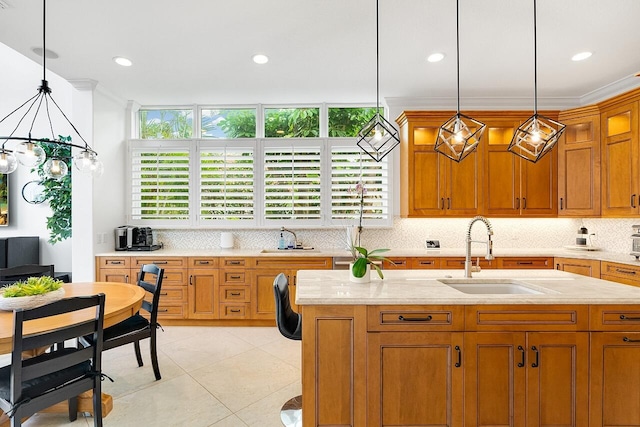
left=447, top=198, right=451, bottom=209
left=158, top=309, right=169, bottom=313
left=152, top=261, right=168, bottom=264
left=189, top=275, right=193, bottom=285
left=518, top=261, right=534, bottom=265
left=517, top=345, right=525, bottom=367
left=560, top=197, right=563, bottom=210
left=419, top=261, right=434, bottom=265
left=455, top=345, right=461, bottom=368
left=632, top=194, right=637, bottom=208
left=125, top=275, right=129, bottom=283
left=522, top=197, right=527, bottom=209
left=398, top=315, right=433, bottom=322
left=516, top=198, right=520, bottom=209
left=616, top=268, right=637, bottom=275
left=229, top=261, right=241, bottom=265
left=531, top=346, right=539, bottom=368
left=620, top=314, right=640, bottom=321
left=198, top=260, right=210, bottom=265
left=623, top=336, right=640, bottom=343
left=110, top=261, right=123, bottom=265
left=441, top=198, right=445, bottom=210
left=230, top=309, right=241, bottom=313
left=230, top=275, right=241, bottom=279
left=160, top=292, right=168, bottom=296
left=230, top=292, right=241, bottom=296
left=556, top=263, right=560, bottom=270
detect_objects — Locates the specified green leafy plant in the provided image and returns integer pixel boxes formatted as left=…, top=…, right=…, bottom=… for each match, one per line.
left=1, top=276, right=63, bottom=298
left=351, top=246, right=392, bottom=279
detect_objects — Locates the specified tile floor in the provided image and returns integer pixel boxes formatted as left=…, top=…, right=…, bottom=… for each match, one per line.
left=2, top=326, right=301, bottom=427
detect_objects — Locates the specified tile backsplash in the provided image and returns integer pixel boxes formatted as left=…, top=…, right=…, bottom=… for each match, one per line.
left=155, top=217, right=637, bottom=255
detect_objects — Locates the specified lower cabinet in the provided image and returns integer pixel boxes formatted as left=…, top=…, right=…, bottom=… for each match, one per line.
left=555, top=257, right=601, bottom=277
left=600, top=261, right=640, bottom=287
left=187, top=257, right=219, bottom=319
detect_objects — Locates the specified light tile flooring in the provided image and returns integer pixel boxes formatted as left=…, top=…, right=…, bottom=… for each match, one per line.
left=2, top=326, right=301, bottom=427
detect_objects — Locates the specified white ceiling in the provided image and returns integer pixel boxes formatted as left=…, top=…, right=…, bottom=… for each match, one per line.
left=0, top=0, right=639, bottom=109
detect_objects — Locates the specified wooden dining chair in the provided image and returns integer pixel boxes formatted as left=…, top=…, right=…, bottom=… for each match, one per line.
left=0, top=294, right=106, bottom=427
left=82, top=263, right=165, bottom=380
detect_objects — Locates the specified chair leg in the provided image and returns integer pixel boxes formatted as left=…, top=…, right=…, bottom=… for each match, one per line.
left=93, top=378, right=103, bottom=427
left=150, top=334, right=161, bottom=380
left=134, top=341, right=144, bottom=367
left=68, top=396, right=78, bottom=421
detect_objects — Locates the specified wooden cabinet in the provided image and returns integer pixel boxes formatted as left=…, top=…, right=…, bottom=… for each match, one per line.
left=600, top=261, right=640, bottom=287
left=219, top=257, right=250, bottom=320
left=557, top=107, right=601, bottom=216
left=440, top=256, right=496, bottom=269
left=555, top=256, right=601, bottom=277
left=397, top=112, right=482, bottom=217
left=382, top=257, right=407, bottom=269
left=484, top=117, right=558, bottom=217
left=187, top=257, right=219, bottom=319
left=497, top=256, right=553, bottom=269
left=601, top=99, right=640, bottom=216
left=408, top=257, right=440, bottom=269
left=136, top=257, right=188, bottom=320
left=95, top=256, right=133, bottom=283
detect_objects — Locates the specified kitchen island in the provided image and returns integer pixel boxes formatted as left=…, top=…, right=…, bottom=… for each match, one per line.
left=296, top=269, right=640, bottom=427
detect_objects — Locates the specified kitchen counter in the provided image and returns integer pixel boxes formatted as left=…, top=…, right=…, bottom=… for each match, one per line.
left=295, top=268, right=640, bottom=305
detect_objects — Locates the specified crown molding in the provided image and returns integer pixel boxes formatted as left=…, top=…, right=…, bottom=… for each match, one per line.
left=580, top=74, right=640, bottom=105
left=385, top=96, right=581, bottom=112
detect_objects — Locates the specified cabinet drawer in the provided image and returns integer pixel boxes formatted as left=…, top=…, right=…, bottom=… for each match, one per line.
left=409, top=258, right=440, bottom=269
left=156, top=303, right=186, bottom=319
left=220, top=303, right=249, bottom=319
left=139, top=268, right=187, bottom=287
left=220, top=286, right=249, bottom=303
left=253, top=257, right=332, bottom=269
left=188, top=257, right=219, bottom=268
left=601, top=261, right=640, bottom=287
left=498, top=257, right=553, bottom=269
left=132, top=257, right=187, bottom=268
left=221, top=258, right=248, bottom=267
left=440, top=257, right=495, bottom=269
left=221, top=271, right=247, bottom=284
left=367, top=305, right=465, bottom=331
left=158, top=286, right=187, bottom=303
left=383, top=257, right=407, bottom=269
left=590, top=305, right=640, bottom=331
left=97, top=256, right=131, bottom=268
left=465, top=305, right=588, bottom=331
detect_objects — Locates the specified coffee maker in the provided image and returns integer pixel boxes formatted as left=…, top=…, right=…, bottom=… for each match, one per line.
left=115, top=226, right=134, bottom=251
left=114, top=226, right=161, bottom=251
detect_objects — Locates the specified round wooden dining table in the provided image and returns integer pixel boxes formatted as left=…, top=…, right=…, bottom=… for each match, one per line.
left=0, top=282, right=145, bottom=425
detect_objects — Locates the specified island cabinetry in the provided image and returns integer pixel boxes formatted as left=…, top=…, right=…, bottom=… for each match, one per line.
left=251, top=257, right=332, bottom=319
left=187, top=257, right=219, bottom=319
left=600, top=261, right=640, bottom=287
left=555, top=257, right=601, bottom=277
left=557, top=106, right=601, bottom=216
left=133, top=257, right=189, bottom=320
left=96, top=256, right=132, bottom=283
left=219, top=257, right=250, bottom=319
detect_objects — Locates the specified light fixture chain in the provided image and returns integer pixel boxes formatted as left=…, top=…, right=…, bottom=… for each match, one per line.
left=42, top=0, right=47, bottom=81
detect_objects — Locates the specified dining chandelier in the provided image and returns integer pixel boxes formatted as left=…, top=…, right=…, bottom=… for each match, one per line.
left=508, top=0, right=565, bottom=163
left=434, top=0, right=486, bottom=162
left=356, top=0, right=400, bottom=162
left=0, top=0, right=103, bottom=179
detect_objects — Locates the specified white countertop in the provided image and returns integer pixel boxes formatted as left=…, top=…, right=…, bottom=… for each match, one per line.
left=295, top=269, right=640, bottom=305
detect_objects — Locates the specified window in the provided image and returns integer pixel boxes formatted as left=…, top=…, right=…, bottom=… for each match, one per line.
left=328, top=107, right=378, bottom=137
left=264, top=108, right=319, bottom=138
left=201, top=108, right=256, bottom=138
left=139, top=109, right=193, bottom=139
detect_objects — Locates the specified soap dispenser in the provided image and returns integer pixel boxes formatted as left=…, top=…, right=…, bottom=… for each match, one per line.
left=278, top=233, right=286, bottom=250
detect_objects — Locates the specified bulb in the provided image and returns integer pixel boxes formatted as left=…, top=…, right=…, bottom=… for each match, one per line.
left=74, top=150, right=104, bottom=177
left=452, top=119, right=464, bottom=144
left=16, top=142, right=46, bottom=167
left=43, top=158, right=68, bottom=180
left=0, top=151, right=18, bottom=174
left=373, top=126, right=383, bottom=142
left=530, top=120, right=542, bottom=145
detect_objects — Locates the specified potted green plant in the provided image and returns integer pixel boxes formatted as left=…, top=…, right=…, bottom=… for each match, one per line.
left=0, top=276, right=65, bottom=311
left=350, top=246, right=392, bottom=281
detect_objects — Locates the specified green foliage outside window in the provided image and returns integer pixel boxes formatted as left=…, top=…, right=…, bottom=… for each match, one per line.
left=140, top=109, right=193, bottom=139
left=328, top=107, right=378, bottom=137
left=264, top=108, right=320, bottom=138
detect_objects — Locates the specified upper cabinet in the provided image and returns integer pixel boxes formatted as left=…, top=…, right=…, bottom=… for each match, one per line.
left=600, top=98, right=640, bottom=217
left=557, top=106, right=601, bottom=217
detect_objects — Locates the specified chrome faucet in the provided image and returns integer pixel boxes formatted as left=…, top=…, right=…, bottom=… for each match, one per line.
left=280, top=227, right=300, bottom=248
left=464, top=216, right=494, bottom=278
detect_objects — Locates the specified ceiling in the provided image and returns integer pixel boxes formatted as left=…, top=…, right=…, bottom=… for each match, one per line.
left=0, top=0, right=639, bottom=108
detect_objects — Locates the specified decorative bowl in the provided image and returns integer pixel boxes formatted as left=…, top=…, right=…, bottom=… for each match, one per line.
left=0, top=287, right=66, bottom=311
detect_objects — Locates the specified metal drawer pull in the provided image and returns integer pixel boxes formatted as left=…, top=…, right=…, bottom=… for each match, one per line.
left=455, top=345, right=461, bottom=367
left=110, top=261, right=122, bottom=265
left=531, top=346, right=539, bottom=368
left=560, top=197, right=563, bottom=210
left=230, top=309, right=241, bottom=313
left=159, top=309, right=168, bottom=313
left=198, top=260, right=210, bottom=264
left=229, top=261, right=241, bottom=265
left=616, top=268, right=637, bottom=275
left=398, top=315, right=432, bottom=322
left=152, top=261, right=168, bottom=265
left=230, top=292, right=241, bottom=296
left=517, top=345, right=525, bottom=367
left=230, top=275, right=241, bottom=279
left=160, top=292, right=168, bottom=296
left=620, top=314, right=640, bottom=321
left=623, top=337, right=640, bottom=343
left=420, top=261, right=433, bottom=265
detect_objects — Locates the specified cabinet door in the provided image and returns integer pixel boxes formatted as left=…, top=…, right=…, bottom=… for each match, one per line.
left=464, top=332, right=526, bottom=427
left=445, top=150, right=482, bottom=216
left=520, top=151, right=557, bottom=216
left=591, top=332, right=640, bottom=427
left=251, top=268, right=282, bottom=320
left=485, top=125, right=520, bottom=216
left=412, top=150, right=446, bottom=216
left=187, top=268, right=218, bottom=319
left=367, top=331, right=464, bottom=426
left=555, top=257, right=601, bottom=277
left=526, top=332, right=589, bottom=427
left=97, top=268, right=132, bottom=283
left=557, top=112, right=601, bottom=216
left=601, top=101, right=639, bottom=216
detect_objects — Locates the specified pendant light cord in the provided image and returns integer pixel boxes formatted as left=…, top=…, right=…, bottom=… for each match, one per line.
left=456, top=0, right=461, bottom=114
left=376, top=0, right=380, bottom=114
left=42, top=0, right=47, bottom=82
left=533, top=0, right=538, bottom=114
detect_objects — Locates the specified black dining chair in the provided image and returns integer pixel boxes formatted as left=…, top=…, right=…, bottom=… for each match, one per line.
left=83, top=263, right=164, bottom=380
left=0, top=294, right=106, bottom=427
left=273, top=273, right=302, bottom=427
left=0, top=264, right=55, bottom=285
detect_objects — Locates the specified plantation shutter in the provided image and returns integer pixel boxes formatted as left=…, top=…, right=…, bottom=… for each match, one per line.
left=330, top=144, right=389, bottom=224
left=199, top=142, right=255, bottom=223
left=129, top=141, right=192, bottom=225
left=263, top=141, right=322, bottom=223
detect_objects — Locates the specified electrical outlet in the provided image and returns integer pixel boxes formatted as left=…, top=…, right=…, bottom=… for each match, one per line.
left=96, top=233, right=103, bottom=244
left=425, top=240, right=440, bottom=249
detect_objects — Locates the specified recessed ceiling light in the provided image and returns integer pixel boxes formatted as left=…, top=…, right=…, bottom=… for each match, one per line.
left=31, top=47, right=59, bottom=59
left=571, top=51, right=592, bottom=61
left=427, top=52, right=445, bottom=63
left=252, top=54, right=269, bottom=65
left=113, top=56, right=133, bottom=67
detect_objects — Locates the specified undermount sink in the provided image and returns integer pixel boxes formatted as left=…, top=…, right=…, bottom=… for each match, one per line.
left=260, top=248, right=319, bottom=254
left=437, top=278, right=547, bottom=295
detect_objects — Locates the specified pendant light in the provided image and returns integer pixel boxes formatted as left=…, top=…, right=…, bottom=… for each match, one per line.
left=356, top=0, right=400, bottom=162
left=434, top=0, right=486, bottom=162
left=508, top=0, right=565, bottom=163
left=0, top=0, right=103, bottom=178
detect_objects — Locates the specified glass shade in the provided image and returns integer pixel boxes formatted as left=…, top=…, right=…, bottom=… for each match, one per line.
left=0, top=150, right=18, bottom=174
left=356, top=113, right=400, bottom=162
left=43, top=158, right=68, bottom=180
left=16, top=142, right=46, bottom=167
left=435, top=113, right=486, bottom=162
left=74, top=150, right=103, bottom=177
left=508, top=113, right=566, bottom=163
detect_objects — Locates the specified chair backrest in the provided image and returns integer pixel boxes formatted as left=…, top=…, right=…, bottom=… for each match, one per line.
left=0, top=264, right=55, bottom=283
left=137, top=264, right=164, bottom=325
left=273, top=273, right=301, bottom=340
left=0, top=294, right=105, bottom=420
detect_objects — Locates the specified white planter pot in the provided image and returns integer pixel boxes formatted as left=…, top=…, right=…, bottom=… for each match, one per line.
left=349, top=262, right=371, bottom=283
